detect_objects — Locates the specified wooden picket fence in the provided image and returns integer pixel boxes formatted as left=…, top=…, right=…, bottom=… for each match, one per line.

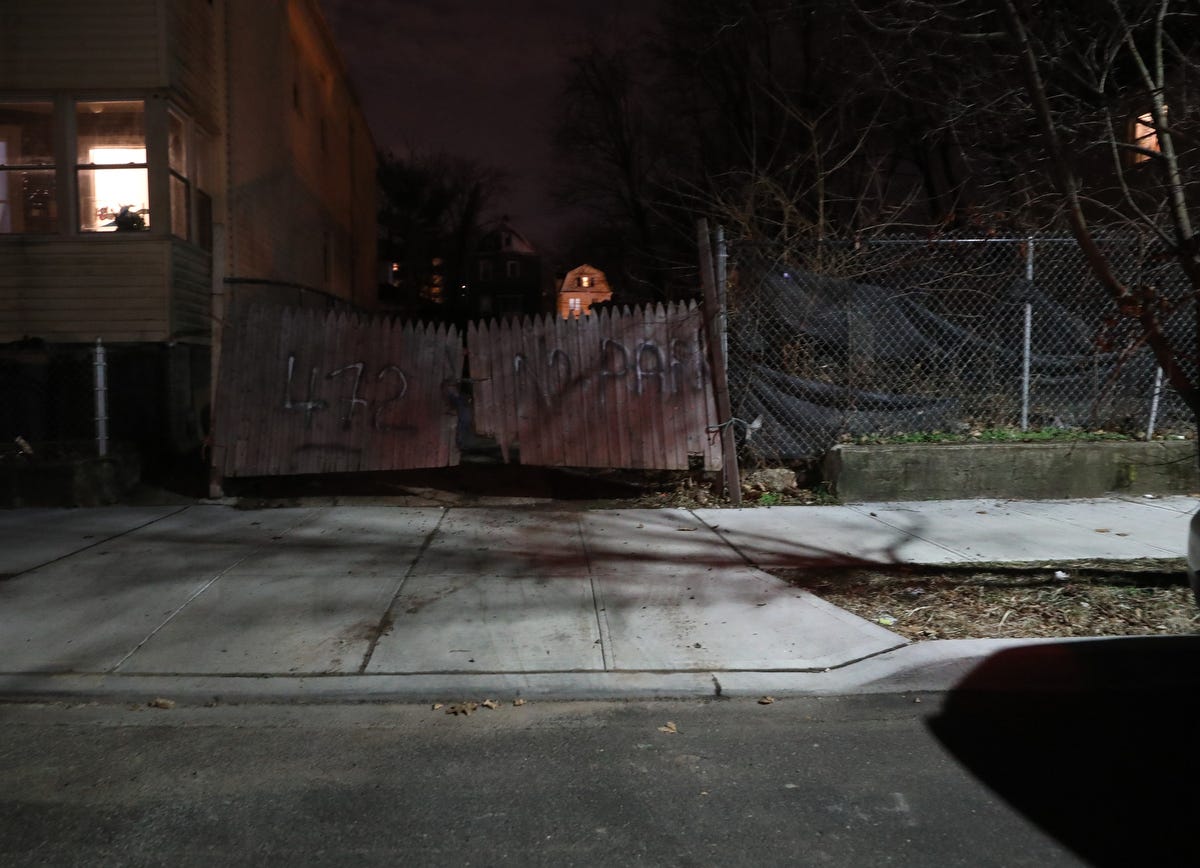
left=212, top=302, right=722, bottom=477
left=467, top=303, right=722, bottom=470
left=212, top=305, right=461, bottom=477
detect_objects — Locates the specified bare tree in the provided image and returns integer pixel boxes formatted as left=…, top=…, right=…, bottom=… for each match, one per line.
left=990, top=0, right=1200, bottom=416
left=848, top=0, right=1200, bottom=417
left=552, top=0, right=999, bottom=290
left=378, top=151, right=506, bottom=316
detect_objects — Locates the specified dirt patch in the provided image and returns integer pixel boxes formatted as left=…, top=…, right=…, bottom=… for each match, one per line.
left=223, top=464, right=825, bottom=510
left=771, top=564, right=1200, bottom=640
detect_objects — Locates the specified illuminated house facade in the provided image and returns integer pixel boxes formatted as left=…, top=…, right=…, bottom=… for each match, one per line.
left=557, top=264, right=612, bottom=318
left=0, top=0, right=376, bottom=454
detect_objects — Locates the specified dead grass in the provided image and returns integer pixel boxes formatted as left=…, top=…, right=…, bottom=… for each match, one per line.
left=772, top=566, right=1200, bottom=640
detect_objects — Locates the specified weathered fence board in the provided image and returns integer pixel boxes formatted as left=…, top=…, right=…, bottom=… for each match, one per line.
left=468, top=303, right=721, bottom=470
left=213, top=305, right=461, bottom=477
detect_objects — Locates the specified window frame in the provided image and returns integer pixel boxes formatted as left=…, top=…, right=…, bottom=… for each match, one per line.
left=0, top=94, right=208, bottom=242
left=75, top=98, right=152, bottom=233
left=0, top=100, right=58, bottom=235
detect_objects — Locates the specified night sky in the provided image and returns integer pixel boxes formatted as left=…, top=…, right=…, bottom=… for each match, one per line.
left=318, top=0, right=652, bottom=254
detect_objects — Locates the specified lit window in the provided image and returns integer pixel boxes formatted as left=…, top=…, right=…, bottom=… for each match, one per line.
left=76, top=100, right=149, bottom=232
left=1132, top=110, right=1165, bottom=164
left=0, top=102, right=56, bottom=234
left=579, top=274, right=592, bottom=288
left=568, top=297, right=582, bottom=313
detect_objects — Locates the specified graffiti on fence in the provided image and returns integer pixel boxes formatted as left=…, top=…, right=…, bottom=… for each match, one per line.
left=282, top=355, right=430, bottom=433
left=511, top=335, right=710, bottom=408
left=214, top=306, right=461, bottom=476
left=468, top=303, right=721, bottom=470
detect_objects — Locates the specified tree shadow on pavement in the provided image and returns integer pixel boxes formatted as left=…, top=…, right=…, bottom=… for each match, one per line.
left=928, top=636, right=1200, bottom=867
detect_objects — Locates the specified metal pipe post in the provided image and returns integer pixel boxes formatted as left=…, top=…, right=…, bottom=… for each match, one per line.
left=1147, top=366, right=1164, bottom=440
left=1021, top=303, right=1032, bottom=431
left=94, top=338, right=109, bottom=457
left=1021, top=238, right=1034, bottom=431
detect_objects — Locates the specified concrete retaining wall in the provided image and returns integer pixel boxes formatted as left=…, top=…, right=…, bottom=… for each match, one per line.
left=824, top=441, right=1198, bottom=502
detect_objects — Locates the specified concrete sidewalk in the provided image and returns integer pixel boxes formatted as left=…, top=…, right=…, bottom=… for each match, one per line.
left=0, top=496, right=1192, bottom=703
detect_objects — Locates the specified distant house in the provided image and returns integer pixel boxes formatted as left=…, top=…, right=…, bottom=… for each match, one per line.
left=0, top=0, right=376, bottom=456
left=465, top=219, right=546, bottom=320
left=557, top=264, right=612, bottom=318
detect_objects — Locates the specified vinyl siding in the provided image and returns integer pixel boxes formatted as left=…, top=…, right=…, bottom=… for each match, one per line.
left=165, top=0, right=219, bottom=128
left=169, top=238, right=212, bottom=343
left=224, top=0, right=376, bottom=307
left=0, top=1, right=163, bottom=90
left=0, top=237, right=170, bottom=342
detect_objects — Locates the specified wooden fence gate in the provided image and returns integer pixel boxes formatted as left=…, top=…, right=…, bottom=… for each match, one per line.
left=467, top=303, right=721, bottom=470
left=212, top=302, right=722, bottom=477
left=212, top=305, right=461, bottom=477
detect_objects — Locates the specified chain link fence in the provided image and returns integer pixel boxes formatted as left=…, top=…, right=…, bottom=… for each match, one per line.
left=726, top=234, right=1195, bottom=464
left=0, top=342, right=101, bottom=456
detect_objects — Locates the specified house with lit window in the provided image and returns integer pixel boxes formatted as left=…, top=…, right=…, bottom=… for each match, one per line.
left=463, top=219, right=546, bottom=320
left=557, top=264, right=612, bottom=318
left=0, top=0, right=376, bottom=461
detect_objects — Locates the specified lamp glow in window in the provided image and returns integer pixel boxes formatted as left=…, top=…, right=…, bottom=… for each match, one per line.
left=76, top=100, right=149, bottom=231
left=1132, top=109, right=1166, bottom=164
left=87, top=148, right=148, bottom=230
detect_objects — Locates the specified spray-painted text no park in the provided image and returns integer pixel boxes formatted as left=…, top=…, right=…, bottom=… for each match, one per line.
left=468, top=303, right=721, bottom=470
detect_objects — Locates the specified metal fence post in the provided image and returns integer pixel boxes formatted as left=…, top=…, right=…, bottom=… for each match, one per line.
left=1021, top=238, right=1034, bottom=431
left=93, top=338, right=108, bottom=457
left=1021, top=303, right=1032, bottom=431
left=1146, top=366, right=1164, bottom=440
left=698, top=218, right=741, bottom=505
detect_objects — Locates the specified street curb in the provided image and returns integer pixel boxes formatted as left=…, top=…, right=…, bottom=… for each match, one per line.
left=0, top=638, right=1083, bottom=705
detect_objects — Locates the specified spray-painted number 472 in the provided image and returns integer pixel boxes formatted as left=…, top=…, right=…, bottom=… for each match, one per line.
left=282, top=355, right=411, bottom=430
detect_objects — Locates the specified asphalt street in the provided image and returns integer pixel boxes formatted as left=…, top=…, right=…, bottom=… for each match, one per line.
left=1, top=696, right=1092, bottom=868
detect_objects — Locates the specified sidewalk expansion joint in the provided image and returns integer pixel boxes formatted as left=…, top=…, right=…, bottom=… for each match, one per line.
left=688, top=508, right=760, bottom=569
left=580, top=515, right=614, bottom=670
left=356, top=508, right=447, bottom=674
left=846, top=505, right=972, bottom=561
left=7, top=504, right=192, bottom=581
left=108, top=509, right=323, bottom=673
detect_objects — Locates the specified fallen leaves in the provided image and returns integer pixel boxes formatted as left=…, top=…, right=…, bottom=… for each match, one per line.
left=435, top=698, right=527, bottom=715
left=658, top=721, right=679, bottom=734
left=758, top=696, right=776, bottom=705
left=148, top=698, right=175, bottom=710
left=786, top=567, right=1199, bottom=642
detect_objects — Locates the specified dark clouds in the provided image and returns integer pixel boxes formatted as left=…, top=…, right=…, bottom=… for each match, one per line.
left=318, top=0, right=651, bottom=251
